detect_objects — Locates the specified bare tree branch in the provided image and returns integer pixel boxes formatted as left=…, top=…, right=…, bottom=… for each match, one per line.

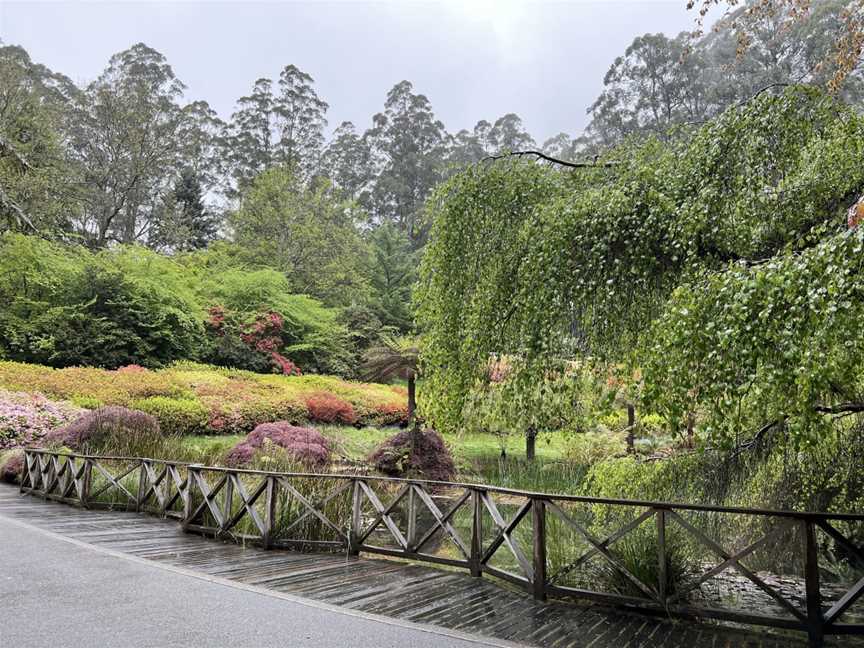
left=814, top=402, right=864, bottom=415
left=0, top=184, right=36, bottom=231
left=0, top=135, right=33, bottom=173
left=482, top=150, right=620, bottom=169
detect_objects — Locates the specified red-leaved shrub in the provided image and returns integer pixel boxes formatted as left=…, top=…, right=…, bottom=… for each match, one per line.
left=225, top=421, right=330, bottom=468
left=0, top=449, right=23, bottom=484
left=373, top=401, right=410, bottom=426
left=305, top=392, right=356, bottom=424
left=44, top=406, right=160, bottom=451
left=369, top=428, right=455, bottom=482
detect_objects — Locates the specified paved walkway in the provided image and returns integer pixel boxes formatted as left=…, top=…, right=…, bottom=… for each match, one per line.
left=0, top=485, right=810, bottom=648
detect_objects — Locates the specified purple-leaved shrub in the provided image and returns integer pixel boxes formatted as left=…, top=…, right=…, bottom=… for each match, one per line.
left=0, top=449, right=24, bottom=484
left=0, top=389, right=83, bottom=450
left=226, top=421, right=330, bottom=468
left=369, top=428, right=455, bottom=482
left=44, top=406, right=160, bottom=452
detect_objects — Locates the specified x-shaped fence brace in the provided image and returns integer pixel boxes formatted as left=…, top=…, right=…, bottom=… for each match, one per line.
left=18, top=449, right=864, bottom=642
left=137, top=461, right=188, bottom=517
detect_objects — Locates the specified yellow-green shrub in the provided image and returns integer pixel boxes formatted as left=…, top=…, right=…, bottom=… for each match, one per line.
left=133, top=396, right=210, bottom=436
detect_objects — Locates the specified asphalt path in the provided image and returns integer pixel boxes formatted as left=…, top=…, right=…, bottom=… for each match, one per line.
left=0, top=515, right=513, bottom=648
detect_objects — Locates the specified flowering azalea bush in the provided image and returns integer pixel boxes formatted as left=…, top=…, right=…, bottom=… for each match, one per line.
left=0, top=361, right=408, bottom=435
left=0, top=389, right=83, bottom=450
left=45, top=406, right=161, bottom=452
left=225, top=421, right=330, bottom=468
left=206, top=307, right=302, bottom=376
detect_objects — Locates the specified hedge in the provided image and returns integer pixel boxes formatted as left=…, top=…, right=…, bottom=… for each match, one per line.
left=0, top=360, right=408, bottom=437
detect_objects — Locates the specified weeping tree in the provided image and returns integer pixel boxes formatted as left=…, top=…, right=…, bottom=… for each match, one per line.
left=417, top=86, right=864, bottom=452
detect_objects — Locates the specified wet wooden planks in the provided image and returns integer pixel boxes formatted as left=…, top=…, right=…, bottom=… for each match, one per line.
left=0, top=486, right=808, bottom=648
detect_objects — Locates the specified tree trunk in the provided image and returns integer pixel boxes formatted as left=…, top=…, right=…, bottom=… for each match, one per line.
left=526, top=426, right=537, bottom=461
left=408, top=372, right=421, bottom=448
left=686, top=413, right=694, bottom=449
left=626, top=404, right=636, bottom=454
left=407, top=372, right=416, bottom=424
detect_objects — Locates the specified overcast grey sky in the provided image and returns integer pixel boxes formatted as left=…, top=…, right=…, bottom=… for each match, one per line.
left=0, top=1, right=719, bottom=142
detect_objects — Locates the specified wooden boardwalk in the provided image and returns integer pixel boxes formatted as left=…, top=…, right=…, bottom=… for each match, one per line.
left=0, top=485, right=813, bottom=648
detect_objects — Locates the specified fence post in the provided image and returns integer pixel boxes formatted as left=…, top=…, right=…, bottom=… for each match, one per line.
left=19, top=451, right=29, bottom=493
left=470, top=489, right=483, bottom=577
left=135, top=459, right=147, bottom=512
left=262, top=475, right=277, bottom=549
left=656, top=508, right=667, bottom=605
left=81, top=458, right=92, bottom=508
left=533, top=497, right=547, bottom=601
left=349, top=478, right=362, bottom=555
left=804, top=519, right=824, bottom=647
left=220, top=471, right=234, bottom=536
left=182, top=465, right=200, bottom=531
left=406, top=484, right=417, bottom=552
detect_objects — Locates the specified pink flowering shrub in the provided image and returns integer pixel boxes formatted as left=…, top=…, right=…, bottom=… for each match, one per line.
left=207, top=308, right=302, bottom=376
left=44, top=406, right=160, bottom=451
left=226, top=421, right=330, bottom=468
left=0, top=449, right=24, bottom=484
left=369, top=428, right=455, bottom=482
left=0, top=389, right=84, bottom=450
left=0, top=361, right=409, bottom=434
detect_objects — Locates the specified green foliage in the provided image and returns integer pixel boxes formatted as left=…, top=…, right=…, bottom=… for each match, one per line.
left=0, top=234, right=202, bottom=368
left=644, top=229, right=864, bottom=446
left=0, top=233, right=353, bottom=374
left=193, top=264, right=352, bottom=375
left=419, top=87, right=864, bottom=446
left=417, top=160, right=566, bottom=433
left=367, top=222, right=416, bottom=332
left=585, top=1, right=864, bottom=149
left=0, top=44, right=77, bottom=234
left=228, top=167, right=369, bottom=306
left=133, top=396, right=210, bottom=435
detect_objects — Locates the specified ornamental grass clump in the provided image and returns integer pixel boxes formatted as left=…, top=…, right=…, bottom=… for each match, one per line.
left=44, top=406, right=161, bottom=453
left=369, top=428, right=455, bottom=483
left=0, top=389, right=83, bottom=450
left=226, top=421, right=331, bottom=468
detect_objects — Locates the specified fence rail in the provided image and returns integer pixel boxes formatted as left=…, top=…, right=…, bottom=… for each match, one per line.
left=19, top=448, right=864, bottom=647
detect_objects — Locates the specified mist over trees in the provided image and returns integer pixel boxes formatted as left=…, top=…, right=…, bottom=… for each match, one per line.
left=583, top=0, right=864, bottom=148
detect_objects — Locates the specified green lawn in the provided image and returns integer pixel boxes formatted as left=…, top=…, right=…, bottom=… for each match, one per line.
left=180, top=425, right=587, bottom=494
left=182, top=425, right=570, bottom=464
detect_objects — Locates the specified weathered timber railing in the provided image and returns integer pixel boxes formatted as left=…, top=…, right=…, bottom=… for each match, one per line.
left=19, top=448, right=864, bottom=646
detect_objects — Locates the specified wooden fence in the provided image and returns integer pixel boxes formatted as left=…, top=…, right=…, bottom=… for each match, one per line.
left=19, top=448, right=864, bottom=647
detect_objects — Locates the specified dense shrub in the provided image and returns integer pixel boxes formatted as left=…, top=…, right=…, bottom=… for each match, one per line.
left=0, top=389, right=83, bottom=449
left=0, top=449, right=24, bottom=484
left=133, top=396, right=209, bottom=435
left=305, top=392, right=356, bottom=424
left=189, top=263, right=352, bottom=375
left=0, top=234, right=203, bottom=369
left=0, top=234, right=354, bottom=375
left=226, top=421, right=331, bottom=468
left=369, top=428, right=455, bottom=482
left=45, top=406, right=161, bottom=452
left=0, top=360, right=408, bottom=433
